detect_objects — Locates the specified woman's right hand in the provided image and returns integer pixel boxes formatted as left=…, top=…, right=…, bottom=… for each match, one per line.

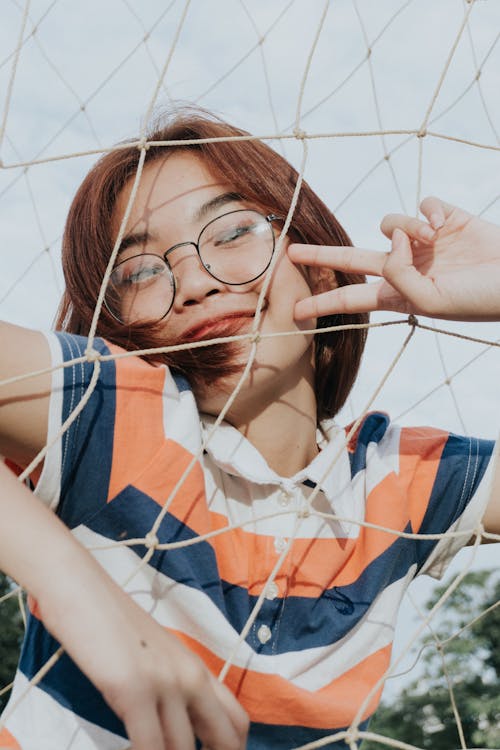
left=46, top=567, right=249, bottom=750
left=41, top=562, right=249, bottom=750
left=0, top=461, right=249, bottom=749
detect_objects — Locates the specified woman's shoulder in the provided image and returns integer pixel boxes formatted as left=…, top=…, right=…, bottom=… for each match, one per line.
left=341, top=410, right=495, bottom=474
left=51, top=331, right=186, bottom=390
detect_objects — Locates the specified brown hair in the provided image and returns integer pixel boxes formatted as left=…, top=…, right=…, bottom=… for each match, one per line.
left=56, top=109, right=368, bottom=420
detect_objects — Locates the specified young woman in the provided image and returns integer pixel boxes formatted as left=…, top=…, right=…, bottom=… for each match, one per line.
left=0, top=111, right=499, bottom=750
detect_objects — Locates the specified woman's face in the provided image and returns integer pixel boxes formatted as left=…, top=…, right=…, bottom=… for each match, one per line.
left=112, top=151, right=316, bottom=405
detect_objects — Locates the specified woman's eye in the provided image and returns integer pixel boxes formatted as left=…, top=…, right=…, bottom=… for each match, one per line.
left=118, top=261, right=164, bottom=286
left=215, top=223, right=254, bottom=245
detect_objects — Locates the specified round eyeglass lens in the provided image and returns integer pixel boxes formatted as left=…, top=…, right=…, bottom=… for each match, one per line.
left=105, top=254, right=175, bottom=324
left=198, top=210, right=275, bottom=285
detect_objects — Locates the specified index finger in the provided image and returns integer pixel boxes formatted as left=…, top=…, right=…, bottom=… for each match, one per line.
left=287, top=243, right=387, bottom=277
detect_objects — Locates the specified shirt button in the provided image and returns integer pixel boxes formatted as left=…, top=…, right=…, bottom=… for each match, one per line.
left=274, top=536, right=288, bottom=553
left=257, top=624, right=272, bottom=644
left=278, top=489, right=291, bottom=507
left=265, top=582, right=279, bottom=600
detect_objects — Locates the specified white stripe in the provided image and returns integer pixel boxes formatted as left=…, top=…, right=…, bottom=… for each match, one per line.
left=33, top=332, right=64, bottom=512
left=364, top=423, right=401, bottom=499
left=75, top=525, right=414, bottom=692
left=3, top=672, right=127, bottom=750
left=161, top=368, right=203, bottom=456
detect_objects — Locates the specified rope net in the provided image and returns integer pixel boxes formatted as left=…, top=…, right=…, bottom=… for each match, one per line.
left=0, top=0, right=499, bottom=748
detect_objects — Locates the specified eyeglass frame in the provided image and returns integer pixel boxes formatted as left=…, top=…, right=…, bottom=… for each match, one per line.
left=105, top=208, right=283, bottom=324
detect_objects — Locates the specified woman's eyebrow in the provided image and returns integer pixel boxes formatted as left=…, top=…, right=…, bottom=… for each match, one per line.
left=117, top=230, right=156, bottom=256
left=192, top=192, right=244, bottom=223
left=116, top=192, right=243, bottom=257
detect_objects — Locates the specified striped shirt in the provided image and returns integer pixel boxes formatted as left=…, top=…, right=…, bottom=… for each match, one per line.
left=0, top=332, right=495, bottom=750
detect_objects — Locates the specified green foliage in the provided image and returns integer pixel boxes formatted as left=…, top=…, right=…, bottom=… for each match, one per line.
left=0, top=573, right=25, bottom=713
left=363, top=570, right=500, bottom=750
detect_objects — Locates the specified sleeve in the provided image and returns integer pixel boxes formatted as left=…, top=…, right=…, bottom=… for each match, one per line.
left=353, top=413, right=498, bottom=582
left=414, top=431, right=499, bottom=579
left=33, top=332, right=118, bottom=528
left=391, top=422, right=498, bottom=580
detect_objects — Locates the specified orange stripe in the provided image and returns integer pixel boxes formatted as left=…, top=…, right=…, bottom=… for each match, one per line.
left=107, top=345, right=169, bottom=501
left=113, top=399, right=447, bottom=594
left=134, top=451, right=359, bottom=596
left=333, top=429, right=446, bottom=586
left=0, top=728, right=22, bottom=749
left=27, top=593, right=41, bottom=619
left=133, top=447, right=434, bottom=595
left=400, top=426, right=448, bottom=533
left=175, top=630, right=388, bottom=728
left=129, top=438, right=207, bottom=524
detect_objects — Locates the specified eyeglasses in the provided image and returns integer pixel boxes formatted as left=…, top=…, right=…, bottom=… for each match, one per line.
left=104, top=209, right=281, bottom=325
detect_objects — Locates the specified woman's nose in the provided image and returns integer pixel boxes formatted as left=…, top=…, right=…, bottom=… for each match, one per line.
left=168, top=243, right=226, bottom=308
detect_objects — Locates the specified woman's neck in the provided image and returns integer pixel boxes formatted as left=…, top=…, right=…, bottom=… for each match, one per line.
left=199, top=355, right=319, bottom=477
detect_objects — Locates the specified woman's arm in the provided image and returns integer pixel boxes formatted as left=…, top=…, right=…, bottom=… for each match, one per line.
left=289, top=197, right=500, bottom=322
left=0, top=460, right=248, bottom=749
left=0, top=323, right=52, bottom=467
left=288, top=198, right=500, bottom=538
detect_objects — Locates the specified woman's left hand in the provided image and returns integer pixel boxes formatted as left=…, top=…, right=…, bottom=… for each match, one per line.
left=288, top=197, right=500, bottom=322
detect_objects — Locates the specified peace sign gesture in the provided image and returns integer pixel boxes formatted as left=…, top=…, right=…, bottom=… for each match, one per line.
left=289, top=197, right=500, bottom=323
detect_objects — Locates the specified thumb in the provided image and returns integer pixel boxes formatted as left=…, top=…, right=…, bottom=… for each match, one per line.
left=383, top=228, right=435, bottom=312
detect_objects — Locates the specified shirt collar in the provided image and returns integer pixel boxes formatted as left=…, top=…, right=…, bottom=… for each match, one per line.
left=200, top=414, right=356, bottom=534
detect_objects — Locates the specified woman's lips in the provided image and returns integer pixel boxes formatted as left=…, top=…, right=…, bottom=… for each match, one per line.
left=181, top=312, right=256, bottom=342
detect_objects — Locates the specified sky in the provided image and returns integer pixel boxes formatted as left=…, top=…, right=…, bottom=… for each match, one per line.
left=1, top=0, right=499, bottom=705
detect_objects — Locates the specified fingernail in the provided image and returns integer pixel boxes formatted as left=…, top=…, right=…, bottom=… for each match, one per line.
left=430, top=212, right=445, bottom=230
left=393, top=227, right=406, bottom=245
left=419, top=225, right=436, bottom=242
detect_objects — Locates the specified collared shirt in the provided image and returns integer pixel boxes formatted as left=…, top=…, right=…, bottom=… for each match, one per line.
left=1, top=332, right=495, bottom=750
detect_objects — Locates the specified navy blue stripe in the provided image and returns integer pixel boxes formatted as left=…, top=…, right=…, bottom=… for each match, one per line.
left=55, top=334, right=116, bottom=529
left=19, top=615, right=370, bottom=748
left=19, top=613, right=371, bottom=748
left=348, top=412, right=390, bottom=478
left=85, top=486, right=227, bottom=610
left=84, top=488, right=420, bottom=653
left=247, top=718, right=370, bottom=749
left=415, top=434, right=493, bottom=569
left=229, top=521, right=418, bottom=653
left=172, top=370, right=192, bottom=392
left=19, top=613, right=126, bottom=738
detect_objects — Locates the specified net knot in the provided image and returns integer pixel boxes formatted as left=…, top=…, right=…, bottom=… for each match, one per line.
left=298, top=504, right=311, bottom=519
left=474, top=521, right=485, bottom=540
left=145, top=532, right=159, bottom=549
left=475, top=70, right=482, bottom=80
left=137, top=137, right=150, bottom=152
left=251, top=331, right=261, bottom=344
left=417, top=128, right=427, bottom=139
left=85, top=347, right=101, bottom=363
left=293, top=127, right=307, bottom=140
left=407, top=314, right=418, bottom=328
left=345, top=727, right=360, bottom=745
